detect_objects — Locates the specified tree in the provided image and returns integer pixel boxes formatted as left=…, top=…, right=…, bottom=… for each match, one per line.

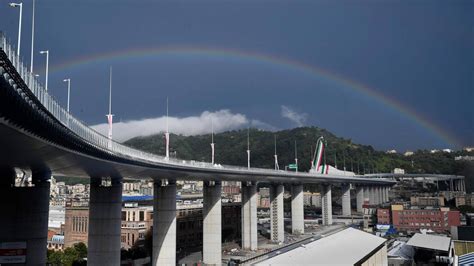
left=47, top=250, right=64, bottom=265
left=72, top=242, right=87, bottom=259
left=46, top=242, right=87, bottom=266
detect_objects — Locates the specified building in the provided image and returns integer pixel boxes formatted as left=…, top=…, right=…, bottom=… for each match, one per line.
left=222, top=181, right=240, bottom=195
left=47, top=235, right=65, bottom=251
left=453, top=240, right=474, bottom=265
left=304, top=192, right=321, bottom=208
left=455, top=194, right=474, bottom=208
left=176, top=202, right=241, bottom=252
left=406, top=233, right=453, bottom=265
left=390, top=204, right=460, bottom=233
left=64, top=203, right=89, bottom=248
left=116, top=200, right=241, bottom=254
left=441, top=190, right=465, bottom=201
left=255, top=228, right=388, bottom=265
left=410, top=196, right=444, bottom=207
left=121, top=202, right=153, bottom=249
left=393, top=168, right=405, bottom=174
left=404, top=151, right=414, bottom=156
left=257, top=188, right=270, bottom=208
left=452, top=226, right=474, bottom=242
left=387, top=240, right=415, bottom=265
left=377, top=208, right=391, bottom=225
left=363, top=203, right=378, bottom=231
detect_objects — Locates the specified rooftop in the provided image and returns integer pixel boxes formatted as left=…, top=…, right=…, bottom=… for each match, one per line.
left=406, top=233, right=451, bottom=252
left=256, top=228, right=386, bottom=265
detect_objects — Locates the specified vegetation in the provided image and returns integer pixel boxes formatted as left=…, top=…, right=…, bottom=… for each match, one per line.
left=47, top=242, right=87, bottom=266
left=53, top=176, right=89, bottom=185
left=125, top=126, right=472, bottom=175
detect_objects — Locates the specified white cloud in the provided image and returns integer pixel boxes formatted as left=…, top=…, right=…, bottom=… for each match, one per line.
left=281, top=105, right=308, bottom=127
left=91, top=109, right=275, bottom=142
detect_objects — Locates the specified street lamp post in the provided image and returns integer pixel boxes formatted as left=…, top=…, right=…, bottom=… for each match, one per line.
left=30, top=0, right=35, bottom=72
left=9, top=2, right=23, bottom=56
left=63, top=79, right=70, bottom=112
left=39, top=50, right=49, bottom=91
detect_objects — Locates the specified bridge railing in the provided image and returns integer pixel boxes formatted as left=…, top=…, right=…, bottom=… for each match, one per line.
left=1, top=32, right=307, bottom=175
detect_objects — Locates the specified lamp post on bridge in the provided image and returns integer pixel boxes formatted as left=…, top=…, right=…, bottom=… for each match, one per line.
left=106, top=67, right=113, bottom=149
left=210, top=118, right=215, bottom=165
left=63, top=78, right=71, bottom=112
left=165, top=97, right=170, bottom=160
left=8, top=2, right=23, bottom=56
left=247, top=127, right=250, bottom=169
left=294, top=140, right=298, bottom=173
left=30, top=0, right=35, bottom=72
left=274, top=135, right=279, bottom=170
left=39, top=50, right=49, bottom=91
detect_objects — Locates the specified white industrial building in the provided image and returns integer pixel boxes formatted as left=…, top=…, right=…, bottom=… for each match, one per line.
left=256, top=228, right=387, bottom=265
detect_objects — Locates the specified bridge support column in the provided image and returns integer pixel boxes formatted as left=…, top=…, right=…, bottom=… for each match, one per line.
left=342, top=184, right=351, bottom=216
left=203, top=181, right=222, bottom=265
left=321, top=184, right=333, bottom=225
left=376, top=187, right=381, bottom=204
left=88, top=178, right=122, bottom=266
left=356, top=186, right=364, bottom=213
left=270, top=184, right=284, bottom=243
left=291, top=184, right=304, bottom=235
left=0, top=168, right=50, bottom=265
left=378, top=187, right=383, bottom=204
left=368, top=186, right=375, bottom=205
left=380, top=187, right=385, bottom=203
left=152, top=180, right=177, bottom=266
left=241, top=182, right=257, bottom=250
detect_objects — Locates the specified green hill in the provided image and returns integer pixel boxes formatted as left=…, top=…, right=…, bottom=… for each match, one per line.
left=124, top=126, right=472, bottom=175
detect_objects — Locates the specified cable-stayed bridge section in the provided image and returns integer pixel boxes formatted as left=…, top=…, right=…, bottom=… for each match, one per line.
left=0, top=33, right=458, bottom=265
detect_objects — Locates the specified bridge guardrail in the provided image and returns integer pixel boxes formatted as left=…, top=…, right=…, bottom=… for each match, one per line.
left=0, top=32, right=310, bottom=175
left=0, top=32, right=398, bottom=182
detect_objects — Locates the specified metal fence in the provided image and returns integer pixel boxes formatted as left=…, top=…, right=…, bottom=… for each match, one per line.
left=0, top=32, right=302, bottom=175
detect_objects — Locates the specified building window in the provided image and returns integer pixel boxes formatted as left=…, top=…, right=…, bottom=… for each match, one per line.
left=140, top=211, right=144, bottom=221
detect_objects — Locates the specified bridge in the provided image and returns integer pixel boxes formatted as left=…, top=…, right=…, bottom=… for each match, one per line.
left=0, top=33, right=463, bottom=265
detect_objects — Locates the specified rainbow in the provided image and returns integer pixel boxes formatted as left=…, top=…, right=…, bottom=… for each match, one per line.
left=48, top=46, right=460, bottom=148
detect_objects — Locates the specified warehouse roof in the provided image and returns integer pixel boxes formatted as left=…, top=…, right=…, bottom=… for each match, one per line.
left=406, top=233, right=451, bottom=252
left=256, top=228, right=386, bottom=265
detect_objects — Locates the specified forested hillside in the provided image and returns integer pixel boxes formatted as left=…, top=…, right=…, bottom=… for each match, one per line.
left=125, top=127, right=472, bottom=175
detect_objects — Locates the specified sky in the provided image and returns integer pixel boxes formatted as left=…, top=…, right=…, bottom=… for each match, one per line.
left=1, top=0, right=472, bottom=151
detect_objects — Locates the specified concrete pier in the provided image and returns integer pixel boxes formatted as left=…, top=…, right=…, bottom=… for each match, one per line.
left=321, top=184, right=333, bottom=225
left=356, top=186, right=364, bottom=213
left=291, top=184, right=304, bottom=235
left=0, top=168, right=50, bottom=265
left=341, top=184, right=351, bottom=216
left=368, top=186, right=375, bottom=205
left=241, top=182, right=258, bottom=250
left=152, top=180, right=177, bottom=265
left=88, top=178, right=123, bottom=266
left=377, top=187, right=383, bottom=204
left=270, top=184, right=284, bottom=243
left=203, top=181, right=222, bottom=265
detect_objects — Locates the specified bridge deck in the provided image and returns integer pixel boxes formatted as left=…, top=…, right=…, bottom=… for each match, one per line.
left=0, top=33, right=393, bottom=185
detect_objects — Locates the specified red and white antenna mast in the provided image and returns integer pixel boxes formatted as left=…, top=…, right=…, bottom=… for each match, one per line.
left=106, top=67, right=114, bottom=149
left=211, top=118, right=215, bottom=165
left=165, top=97, right=170, bottom=160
